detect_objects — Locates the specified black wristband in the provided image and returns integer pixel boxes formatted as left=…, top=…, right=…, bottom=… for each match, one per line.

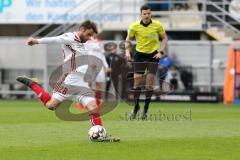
left=159, top=51, right=164, bottom=55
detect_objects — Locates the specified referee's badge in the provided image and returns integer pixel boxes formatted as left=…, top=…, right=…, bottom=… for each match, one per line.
left=149, top=33, right=156, bottom=39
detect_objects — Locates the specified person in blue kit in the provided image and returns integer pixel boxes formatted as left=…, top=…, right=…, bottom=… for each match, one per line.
left=158, top=55, right=172, bottom=92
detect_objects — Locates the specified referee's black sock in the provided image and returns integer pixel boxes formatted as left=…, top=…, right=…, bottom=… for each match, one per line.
left=143, top=89, right=153, bottom=114
left=143, top=98, right=151, bottom=114
left=133, top=98, right=140, bottom=114
left=133, top=87, right=141, bottom=114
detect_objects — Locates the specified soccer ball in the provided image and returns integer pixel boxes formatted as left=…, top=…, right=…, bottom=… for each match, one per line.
left=88, top=125, right=107, bottom=141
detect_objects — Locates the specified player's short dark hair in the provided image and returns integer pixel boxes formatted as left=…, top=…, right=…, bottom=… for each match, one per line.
left=140, top=4, right=151, bottom=12
left=80, top=20, right=98, bottom=34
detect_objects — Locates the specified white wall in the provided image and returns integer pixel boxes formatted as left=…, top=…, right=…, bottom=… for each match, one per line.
left=0, top=38, right=47, bottom=69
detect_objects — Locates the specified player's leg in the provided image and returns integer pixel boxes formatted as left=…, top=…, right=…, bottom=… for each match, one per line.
left=130, top=73, right=142, bottom=119
left=130, top=58, right=146, bottom=119
left=85, top=99, right=102, bottom=126
left=44, top=98, right=62, bottom=110
left=95, top=67, right=106, bottom=106
left=95, top=82, right=104, bottom=107
left=81, top=97, right=120, bottom=142
left=143, top=73, right=155, bottom=119
left=16, top=76, right=50, bottom=103
left=16, top=76, right=61, bottom=110
left=143, top=62, right=158, bottom=120
left=79, top=95, right=102, bottom=126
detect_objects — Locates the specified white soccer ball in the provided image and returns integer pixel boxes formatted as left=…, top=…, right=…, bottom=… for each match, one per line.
left=88, top=125, right=107, bottom=141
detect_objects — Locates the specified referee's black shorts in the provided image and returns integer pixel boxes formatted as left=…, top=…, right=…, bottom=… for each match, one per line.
left=133, top=51, right=159, bottom=75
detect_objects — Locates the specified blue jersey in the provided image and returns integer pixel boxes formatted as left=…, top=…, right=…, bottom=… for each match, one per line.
left=158, top=56, right=172, bottom=68
left=158, top=56, right=172, bottom=78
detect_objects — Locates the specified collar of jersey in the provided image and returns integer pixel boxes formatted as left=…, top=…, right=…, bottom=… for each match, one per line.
left=140, top=19, right=152, bottom=27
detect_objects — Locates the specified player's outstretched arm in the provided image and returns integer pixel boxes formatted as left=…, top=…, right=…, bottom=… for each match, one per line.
left=27, top=37, right=39, bottom=46
left=27, top=33, right=72, bottom=46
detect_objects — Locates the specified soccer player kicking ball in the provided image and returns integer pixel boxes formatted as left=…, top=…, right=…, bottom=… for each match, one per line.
left=17, top=20, right=119, bottom=142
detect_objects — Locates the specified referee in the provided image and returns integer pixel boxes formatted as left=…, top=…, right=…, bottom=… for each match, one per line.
left=125, top=5, right=168, bottom=120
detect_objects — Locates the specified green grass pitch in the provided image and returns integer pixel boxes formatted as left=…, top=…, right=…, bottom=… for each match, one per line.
left=0, top=100, right=240, bottom=160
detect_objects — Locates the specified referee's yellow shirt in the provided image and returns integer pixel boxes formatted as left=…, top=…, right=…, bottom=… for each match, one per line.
left=128, top=19, right=165, bottom=54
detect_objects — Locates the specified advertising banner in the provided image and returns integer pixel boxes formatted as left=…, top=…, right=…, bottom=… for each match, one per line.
left=0, top=0, right=120, bottom=24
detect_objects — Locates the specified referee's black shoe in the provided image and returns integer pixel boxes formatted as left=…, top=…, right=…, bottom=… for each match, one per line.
left=130, top=105, right=140, bottom=120
left=141, top=112, right=148, bottom=121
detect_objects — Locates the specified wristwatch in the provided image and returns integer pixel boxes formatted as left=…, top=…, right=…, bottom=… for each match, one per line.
left=159, top=50, right=164, bottom=55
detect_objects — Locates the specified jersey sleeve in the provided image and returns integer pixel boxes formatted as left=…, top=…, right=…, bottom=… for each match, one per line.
left=157, top=23, right=165, bottom=36
left=128, top=23, right=136, bottom=38
left=38, top=33, right=74, bottom=45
